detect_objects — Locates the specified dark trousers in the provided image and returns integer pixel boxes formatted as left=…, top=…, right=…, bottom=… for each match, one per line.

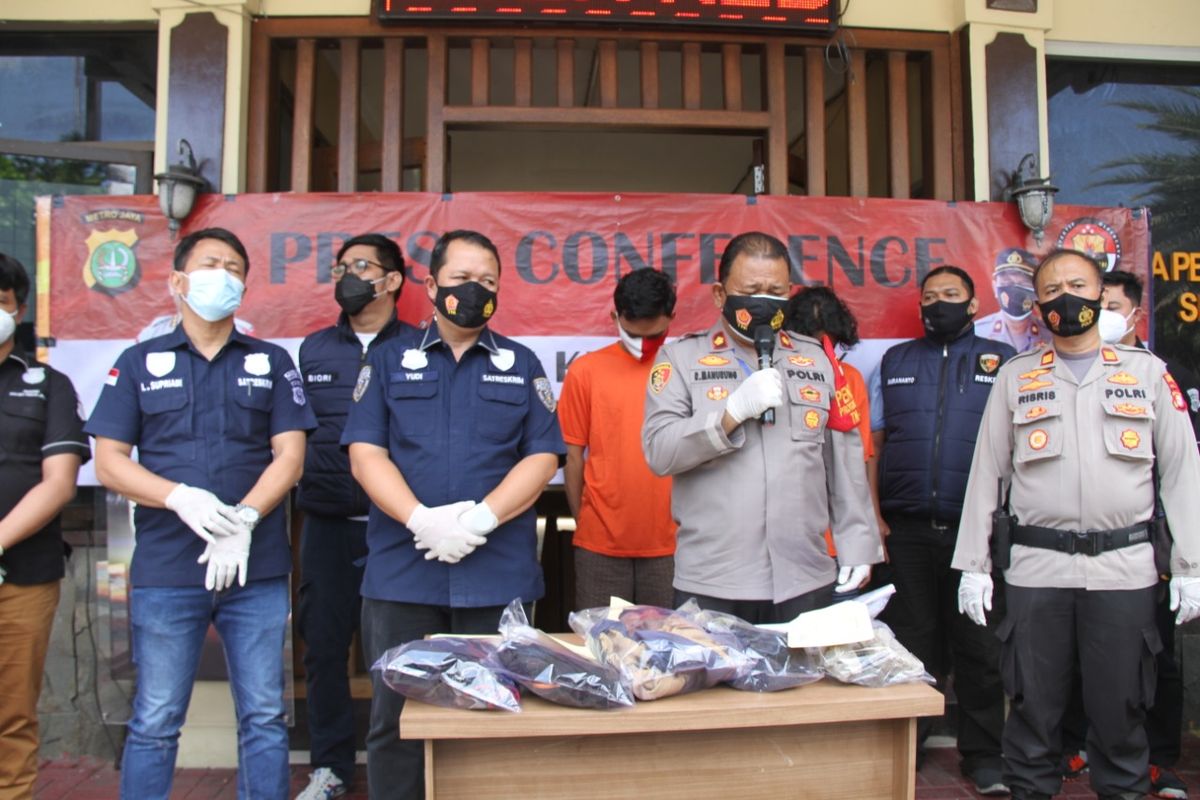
left=999, top=584, right=1159, bottom=797
left=297, top=514, right=369, bottom=784
left=1061, top=583, right=1182, bottom=767
left=360, top=598, right=524, bottom=800
left=877, top=515, right=1005, bottom=774
left=674, top=580, right=835, bottom=625
left=574, top=548, right=674, bottom=611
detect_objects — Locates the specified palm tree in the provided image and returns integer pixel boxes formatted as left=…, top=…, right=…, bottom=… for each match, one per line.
left=1092, top=86, right=1200, bottom=377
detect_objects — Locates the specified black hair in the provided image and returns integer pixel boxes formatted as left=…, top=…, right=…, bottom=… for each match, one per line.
left=337, top=233, right=406, bottom=274
left=0, top=253, right=31, bottom=306
left=614, top=268, right=676, bottom=320
left=173, top=227, right=251, bottom=275
left=717, top=231, right=790, bottom=284
left=428, top=230, right=501, bottom=279
left=1033, top=248, right=1104, bottom=288
left=1101, top=269, right=1143, bottom=307
left=920, top=265, right=975, bottom=300
left=784, top=286, right=860, bottom=347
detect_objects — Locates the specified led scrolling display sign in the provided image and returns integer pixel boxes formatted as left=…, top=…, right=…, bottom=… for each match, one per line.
left=377, top=0, right=837, bottom=33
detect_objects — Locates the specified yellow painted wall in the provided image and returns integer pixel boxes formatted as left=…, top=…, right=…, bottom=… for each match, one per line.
left=4, top=0, right=155, bottom=21
left=1049, top=0, right=1200, bottom=49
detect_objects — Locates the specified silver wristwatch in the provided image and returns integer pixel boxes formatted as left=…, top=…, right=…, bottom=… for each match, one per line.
left=234, top=503, right=261, bottom=531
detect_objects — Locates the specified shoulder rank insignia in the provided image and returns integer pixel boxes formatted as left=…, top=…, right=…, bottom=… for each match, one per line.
left=1165, top=372, right=1187, bottom=412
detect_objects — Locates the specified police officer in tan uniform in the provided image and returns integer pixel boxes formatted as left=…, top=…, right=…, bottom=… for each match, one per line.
left=973, top=248, right=1050, bottom=354
left=953, top=249, right=1200, bottom=800
left=642, top=231, right=883, bottom=623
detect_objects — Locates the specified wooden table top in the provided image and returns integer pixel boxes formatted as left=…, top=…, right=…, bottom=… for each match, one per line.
left=400, top=678, right=944, bottom=740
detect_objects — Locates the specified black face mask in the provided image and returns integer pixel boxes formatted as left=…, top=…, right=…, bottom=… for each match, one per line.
left=435, top=281, right=497, bottom=329
left=721, top=293, right=787, bottom=339
left=1038, top=292, right=1102, bottom=338
left=921, top=300, right=974, bottom=342
left=998, top=285, right=1036, bottom=319
left=335, top=274, right=386, bottom=317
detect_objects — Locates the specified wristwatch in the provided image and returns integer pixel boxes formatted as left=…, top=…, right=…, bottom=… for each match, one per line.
left=234, top=503, right=261, bottom=531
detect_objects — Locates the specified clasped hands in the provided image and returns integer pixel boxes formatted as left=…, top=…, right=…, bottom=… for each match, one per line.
left=165, top=484, right=251, bottom=591
left=409, top=501, right=499, bottom=564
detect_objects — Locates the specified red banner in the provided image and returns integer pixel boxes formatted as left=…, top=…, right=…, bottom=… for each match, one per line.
left=45, top=192, right=1150, bottom=343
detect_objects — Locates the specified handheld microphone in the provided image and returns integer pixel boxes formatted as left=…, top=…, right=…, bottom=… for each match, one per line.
left=753, top=325, right=776, bottom=426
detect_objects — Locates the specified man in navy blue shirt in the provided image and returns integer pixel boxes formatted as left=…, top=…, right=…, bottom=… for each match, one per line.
left=295, top=234, right=412, bottom=800
left=86, top=227, right=316, bottom=800
left=342, top=229, right=564, bottom=800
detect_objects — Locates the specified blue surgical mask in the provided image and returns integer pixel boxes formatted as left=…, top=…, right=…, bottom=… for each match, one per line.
left=183, top=268, right=245, bottom=322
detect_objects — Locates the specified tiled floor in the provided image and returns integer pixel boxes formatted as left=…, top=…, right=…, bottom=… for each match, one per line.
left=35, top=740, right=1200, bottom=798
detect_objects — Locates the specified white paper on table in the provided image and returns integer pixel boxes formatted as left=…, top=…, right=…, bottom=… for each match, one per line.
left=757, top=600, right=875, bottom=648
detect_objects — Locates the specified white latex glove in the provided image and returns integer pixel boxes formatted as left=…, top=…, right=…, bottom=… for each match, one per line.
left=957, top=571, right=994, bottom=627
left=725, top=369, right=784, bottom=425
left=197, top=525, right=251, bottom=591
left=459, top=501, right=500, bottom=536
left=1169, top=576, right=1200, bottom=625
left=165, top=484, right=242, bottom=543
left=408, top=501, right=483, bottom=564
left=835, top=564, right=870, bottom=594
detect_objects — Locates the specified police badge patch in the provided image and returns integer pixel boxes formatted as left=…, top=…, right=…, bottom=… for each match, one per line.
left=244, top=353, right=272, bottom=376
left=534, top=377, right=556, bottom=412
left=978, top=354, right=1000, bottom=374
left=352, top=365, right=372, bottom=402
left=285, top=369, right=307, bottom=406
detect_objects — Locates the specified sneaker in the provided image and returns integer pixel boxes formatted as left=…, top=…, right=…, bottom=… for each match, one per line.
left=295, top=767, right=347, bottom=800
left=968, top=765, right=1011, bottom=796
left=1150, top=764, right=1189, bottom=799
left=1062, top=751, right=1089, bottom=780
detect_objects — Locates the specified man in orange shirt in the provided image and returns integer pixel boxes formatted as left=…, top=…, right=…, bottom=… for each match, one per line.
left=559, top=269, right=678, bottom=610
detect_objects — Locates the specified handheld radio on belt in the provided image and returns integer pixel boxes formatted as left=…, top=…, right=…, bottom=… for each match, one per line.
left=990, top=477, right=1013, bottom=571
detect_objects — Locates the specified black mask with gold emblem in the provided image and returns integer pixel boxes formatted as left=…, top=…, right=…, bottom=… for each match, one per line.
left=1037, top=292, right=1101, bottom=338
left=721, top=294, right=787, bottom=340
left=435, top=281, right=497, bottom=329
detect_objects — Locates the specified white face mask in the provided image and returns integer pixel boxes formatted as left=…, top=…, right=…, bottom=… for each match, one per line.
left=0, top=308, right=16, bottom=344
left=616, top=322, right=644, bottom=360
left=182, top=268, right=245, bottom=322
left=1098, top=308, right=1135, bottom=344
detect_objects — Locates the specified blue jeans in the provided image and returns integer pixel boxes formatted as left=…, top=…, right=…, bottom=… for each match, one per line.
left=121, top=577, right=290, bottom=800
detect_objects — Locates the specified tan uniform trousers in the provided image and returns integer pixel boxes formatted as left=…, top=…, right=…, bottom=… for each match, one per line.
left=0, top=580, right=60, bottom=800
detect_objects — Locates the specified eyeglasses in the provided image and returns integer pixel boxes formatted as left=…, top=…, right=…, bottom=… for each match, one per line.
left=331, top=258, right=384, bottom=278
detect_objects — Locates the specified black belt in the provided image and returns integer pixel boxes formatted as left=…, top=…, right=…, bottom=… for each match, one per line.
left=1011, top=523, right=1151, bottom=556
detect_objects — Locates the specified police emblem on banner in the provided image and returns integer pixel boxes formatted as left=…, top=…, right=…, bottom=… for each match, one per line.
left=533, top=377, right=556, bottom=412
left=83, top=228, right=140, bottom=295
left=1055, top=217, right=1122, bottom=271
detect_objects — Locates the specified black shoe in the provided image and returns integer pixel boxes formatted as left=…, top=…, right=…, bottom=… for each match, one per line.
left=1061, top=750, right=1089, bottom=780
left=1009, top=790, right=1050, bottom=800
left=1150, top=764, right=1189, bottom=799
left=967, top=765, right=1011, bottom=796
